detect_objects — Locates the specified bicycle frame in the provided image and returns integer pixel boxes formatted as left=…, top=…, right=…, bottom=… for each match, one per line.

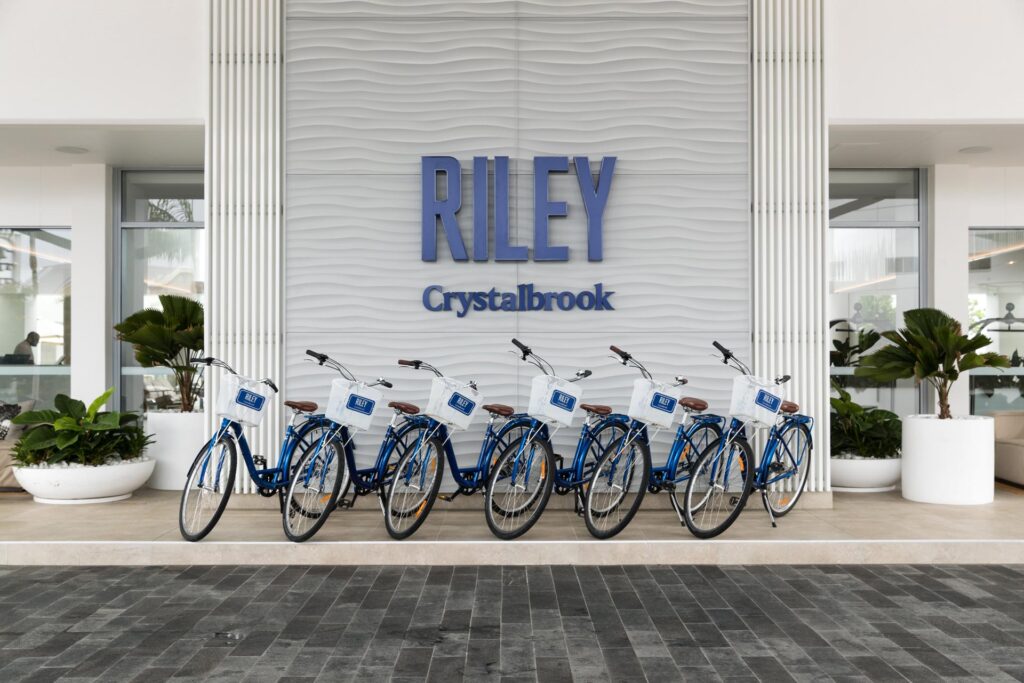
left=437, top=413, right=539, bottom=492
left=201, top=414, right=332, bottom=492
left=344, top=412, right=437, bottom=495
left=650, top=413, right=725, bottom=487
left=553, top=412, right=630, bottom=490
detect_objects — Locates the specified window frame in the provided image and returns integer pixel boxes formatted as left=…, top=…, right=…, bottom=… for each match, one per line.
left=112, top=167, right=205, bottom=413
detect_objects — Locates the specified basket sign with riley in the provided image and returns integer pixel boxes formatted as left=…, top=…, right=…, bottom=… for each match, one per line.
left=650, top=392, right=676, bottom=414
left=550, top=390, right=577, bottom=412
left=346, top=394, right=376, bottom=416
left=447, top=392, right=477, bottom=417
left=235, top=389, right=266, bottom=412
left=754, top=390, right=782, bottom=413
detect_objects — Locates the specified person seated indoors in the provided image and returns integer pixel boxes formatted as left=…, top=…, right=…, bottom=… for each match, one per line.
left=11, top=332, right=39, bottom=364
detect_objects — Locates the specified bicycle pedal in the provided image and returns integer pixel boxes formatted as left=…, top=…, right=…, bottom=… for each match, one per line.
left=768, top=462, right=787, bottom=474
left=253, top=455, right=267, bottom=469
left=729, top=496, right=740, bottom=507
left=337, top=497, right=354, bottom=509
left=437, top=494, right=456, bottom=503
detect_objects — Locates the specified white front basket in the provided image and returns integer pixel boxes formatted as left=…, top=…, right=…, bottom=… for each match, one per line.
left=627, top=379, right=683, bottom=428
left=528, top=375, right=582, bottom=427
left=215, top=374, right=273, bottom=426
left=325, top=378, right=382, bottom=431
left=729, top=374, right=784, bottom=428
left=424, top=377, right=483, bottom=431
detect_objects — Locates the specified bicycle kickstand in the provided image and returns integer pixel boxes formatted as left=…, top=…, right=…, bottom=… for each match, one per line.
left=762, top=491, right=778, bottom=529
left=666, top=484, right=687, bottom=528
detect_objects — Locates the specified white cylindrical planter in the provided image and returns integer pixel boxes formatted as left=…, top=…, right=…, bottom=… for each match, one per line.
left=831, top=456, right=901, bottom=492
left=145, top=412, right=206, bottom=490
left=901, top=415, right=994, bottom=505
left=13, top=459, right=156, bottom=504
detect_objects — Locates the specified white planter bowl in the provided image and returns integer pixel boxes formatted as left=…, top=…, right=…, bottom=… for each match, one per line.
left=831, top=455, right=901, bottom=492
left=902, top=414, right=994, bottom=505
left=13, top=458, right=156, bottom=504
left=145, top=412, right=206, bottom=490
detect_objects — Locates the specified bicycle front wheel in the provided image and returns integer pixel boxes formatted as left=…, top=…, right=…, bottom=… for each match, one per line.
left=484, top=436, right=555, bottom=540
left=179, top=435, right=237, bottom=542
left=384, top=433, right=445, bottom=540
left=584, top=433, right=651, bottom=539
left=762, top=422, right=812, bottom=517
left=683, top=436, right=754, bottom=539
left=283, top=435, right=346, bottom=542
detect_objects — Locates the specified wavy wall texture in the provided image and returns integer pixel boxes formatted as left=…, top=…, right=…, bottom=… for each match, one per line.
left=284, top=0, right=752, bottom=476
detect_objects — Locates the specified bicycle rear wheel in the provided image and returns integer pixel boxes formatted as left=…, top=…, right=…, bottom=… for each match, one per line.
left=683, top=436, right=754, bottom=539
left=484, top=436, right=555, bottom=540
left=179, top=435, right=237, bottom=542
left=283, top=434, right=346, bottom=542
left=762, top=422, right=812, bottom=517
left=667, top=422, right=721, bottom=514
left=384, top=432, right=445, bottom=539
left=584, top=432, right=651, bottom=539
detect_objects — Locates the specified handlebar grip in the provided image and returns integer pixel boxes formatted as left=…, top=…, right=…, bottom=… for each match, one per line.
left=305, top=349, right=328, bottom=364
left=263, top=379, right=279, bottom=393
left=712, top=341, right=732, bottom=358
left=610, top=345, right=629, bottom=360
left=511, top=338, right=530, bottom=354
left=579, top=369, right=593, bottom=379
left=397, top=359, right=419, bottom=367
left=191, top=357, right=214, bottom=366
left=379, top=380, right=394, bottom=389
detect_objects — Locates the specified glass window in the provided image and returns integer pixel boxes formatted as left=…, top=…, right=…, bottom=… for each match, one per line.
left=828, top=169, right=922, bottom=415
left=0, top=228, right=71, bottom=409
left=117, top=171, right=205, bottom=413
left=968, top=227, right=1024, bottom=415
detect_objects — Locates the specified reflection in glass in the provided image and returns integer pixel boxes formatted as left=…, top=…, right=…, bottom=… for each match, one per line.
left=122, top=171, right=204, bottom=223
left=0, top=228, right=71, bottom=408
left=968, top=228, right=1024, bottom=415
left=119, top=228, right=205, bottom=413
left=829, top=169, right=919, bottom=224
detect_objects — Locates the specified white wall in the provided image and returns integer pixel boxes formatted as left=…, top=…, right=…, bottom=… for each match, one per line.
left=969, top=167, right=1024, bottom=226
left=0, top=0, right=206, bottom=124
left=827, top=0, right=1024, bottom=124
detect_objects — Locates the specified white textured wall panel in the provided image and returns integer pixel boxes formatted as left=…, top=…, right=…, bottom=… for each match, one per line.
left=752, top=0, right=829, bottom=491
left=283, top=0, right=753, bottom=490
left=208, top=0, right=284, bottom=493
left=287, top=0, right=747, bottom=18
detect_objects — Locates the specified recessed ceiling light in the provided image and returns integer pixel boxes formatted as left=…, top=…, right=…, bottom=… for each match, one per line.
left=54, top=145, right=89, bottom=155
left=958, top=145, right=992, bottom=154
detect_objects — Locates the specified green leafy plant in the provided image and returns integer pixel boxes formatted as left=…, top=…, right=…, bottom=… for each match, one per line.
left=830, top=328, right=881, bottom=367
left=11, top=389, right=152, bottom=467
left=830, top=384, right=901, bottom=459
left=114, top=294, right=204, bottom=412
left=856, top=308, right=1010, bottom=419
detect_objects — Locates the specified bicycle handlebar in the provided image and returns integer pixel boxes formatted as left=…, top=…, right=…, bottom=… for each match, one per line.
left=397, top=359, right=420, bottom=368
left=511, top=338, right=530, bottom=359
left=610, top=345, right=630, bottom=361
left=305, top=349, right=328, bottom=364
left=378, top=379, right=394, bottom=389
left=263, top=379, right=279, bottom=393
left=712, top=341, right=732, bottom=359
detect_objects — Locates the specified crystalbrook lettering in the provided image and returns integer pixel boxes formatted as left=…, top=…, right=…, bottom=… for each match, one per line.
left=423, top=283, right=614, bottom=318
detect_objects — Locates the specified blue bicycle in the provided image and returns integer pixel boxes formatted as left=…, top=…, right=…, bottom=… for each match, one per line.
left=178, top=356, right=333, bottom=542
left=386, top=358, right=537, bottom=533
left=682, top=342, right=814, bottom=538
left=583, top=346, right=724, bottom=539
left=282, top=350, right=393, bottom=542
left=484, top=339, right=629, bottom=540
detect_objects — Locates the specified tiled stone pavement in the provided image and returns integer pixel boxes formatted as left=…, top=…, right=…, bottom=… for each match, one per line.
left=2, top=565, right=1024, bottom=682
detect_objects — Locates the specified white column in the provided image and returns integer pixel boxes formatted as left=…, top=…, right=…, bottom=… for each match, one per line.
left=207, top=0, right=283, bottom=492
left=929, top=164, right=971, bottom=416
left=752, top=0, right=830, bottom=492
left=69, top=164, right=112, bottom=405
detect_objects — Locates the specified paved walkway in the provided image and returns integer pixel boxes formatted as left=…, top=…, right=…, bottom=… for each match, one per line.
left=1, top=564, right=1023, bottom=682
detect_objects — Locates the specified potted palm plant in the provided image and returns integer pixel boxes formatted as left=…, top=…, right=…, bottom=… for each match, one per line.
left=114, top=294, right=204, bottom=490
left=830, top=384, right=902, bottom=491
left=11, top=389, right=154, bottom=503
left=856, top=308, right=1009, bottom=504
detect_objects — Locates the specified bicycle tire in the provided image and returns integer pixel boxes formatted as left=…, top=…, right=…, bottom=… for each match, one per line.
left=584, top=433, right=651, bottom=539
left=762, top=422, right=812, bottom=518
left=682, top=436, right=754, bottom=539
left=179, top=435, right=237, bottom=542
left=667, top=422, right=722, bottom=515
left=283, top=435, right=346, bottom=542
left=484, top=436, right=555, bottom=540
left=384, top=433, right=446, bottom=540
